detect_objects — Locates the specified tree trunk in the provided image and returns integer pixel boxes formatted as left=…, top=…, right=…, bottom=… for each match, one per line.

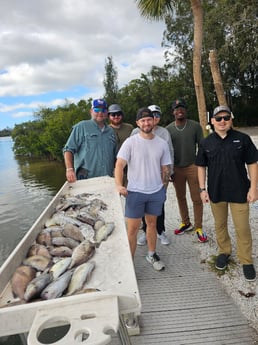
left=209, top=50, right=227, bottom=106
left=191, top=0, right=207, bottom=134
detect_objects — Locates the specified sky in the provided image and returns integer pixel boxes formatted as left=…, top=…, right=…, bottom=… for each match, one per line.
left=0, top=0, right=166, bottom=130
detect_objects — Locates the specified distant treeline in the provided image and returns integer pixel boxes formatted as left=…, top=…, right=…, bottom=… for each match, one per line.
left=0, top=128, right=12, bottom=137
left=10, top=70, right=258, bottom=162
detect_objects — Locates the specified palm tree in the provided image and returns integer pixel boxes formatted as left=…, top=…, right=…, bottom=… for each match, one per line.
left=135, top=0, right=208, bottom=132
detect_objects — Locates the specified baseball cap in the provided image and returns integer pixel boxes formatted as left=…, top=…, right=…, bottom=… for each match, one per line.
left=172, top=98, right=187, bottom=110
left=213, top=105, right=231, bottom=117
left=136, top=107, right=154, bottom=121
left=91, top=99, right=107, bottom=109
left=148, top=105, right=162, bottom=114
left=108, top=104, right=123, bottom=115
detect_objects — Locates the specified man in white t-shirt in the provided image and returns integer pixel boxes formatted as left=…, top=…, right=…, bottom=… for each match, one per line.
left=115, top=107, right=172, bottom=270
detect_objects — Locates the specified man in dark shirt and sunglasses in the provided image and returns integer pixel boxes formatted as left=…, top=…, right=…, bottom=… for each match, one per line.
left=108, top=104, right=134, bottom=187
left=196, top=105, right=258, bottom=281
left=108, top=104, right=133, bottom=151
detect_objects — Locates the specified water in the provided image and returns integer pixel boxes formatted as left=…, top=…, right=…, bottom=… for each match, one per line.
left=0, top=137, right=67, bottom=344
left=0, top=137, right=66, bottom=267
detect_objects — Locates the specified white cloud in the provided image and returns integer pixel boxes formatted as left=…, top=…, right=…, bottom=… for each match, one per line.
left=0, top=0, right=166, bottom=128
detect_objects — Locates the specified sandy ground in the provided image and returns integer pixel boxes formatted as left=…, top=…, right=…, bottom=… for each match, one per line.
left=165, top=127, right=258, bottom=332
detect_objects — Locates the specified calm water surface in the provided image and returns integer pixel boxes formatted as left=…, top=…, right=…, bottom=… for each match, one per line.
left=0, top=137, right=66, bottom=266
left=0, top=137, right=66, bottom=344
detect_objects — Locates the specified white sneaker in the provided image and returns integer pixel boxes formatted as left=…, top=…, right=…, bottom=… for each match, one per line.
left=146, top=253, right=165, bottom=271
left=137, top=232, right=147, bottom=246
left=157, top=231, right=170, bottom=245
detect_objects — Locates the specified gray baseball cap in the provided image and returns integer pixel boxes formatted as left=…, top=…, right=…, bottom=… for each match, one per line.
left=213, top=105, right=231, bottom=117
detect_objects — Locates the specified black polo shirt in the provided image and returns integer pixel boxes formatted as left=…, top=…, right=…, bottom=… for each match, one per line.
left=195, top=129, right=258, bottom=203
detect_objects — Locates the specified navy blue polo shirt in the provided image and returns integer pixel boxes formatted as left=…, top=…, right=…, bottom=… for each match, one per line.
left=195, top=129, right=258, bottom=203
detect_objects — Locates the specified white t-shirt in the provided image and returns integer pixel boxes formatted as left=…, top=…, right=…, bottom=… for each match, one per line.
left=117, top=133, right=172, bottom=194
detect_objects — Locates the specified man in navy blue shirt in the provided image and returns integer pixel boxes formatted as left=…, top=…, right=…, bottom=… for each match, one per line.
left=196, top=105, right=258, bottom=281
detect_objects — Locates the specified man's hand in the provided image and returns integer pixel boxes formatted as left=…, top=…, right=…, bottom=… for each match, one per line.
left=117, top=185, right=128, bottom=196
left=66, top=169, right=76, bottom=183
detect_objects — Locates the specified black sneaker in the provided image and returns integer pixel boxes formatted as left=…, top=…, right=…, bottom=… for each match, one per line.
left=243, top=264, right=256, bottom=282
left=215, top=254, right=230, bottom=270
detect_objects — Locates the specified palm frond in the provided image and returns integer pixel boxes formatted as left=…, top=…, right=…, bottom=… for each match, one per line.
left=135, top=0, right=174, bottom=20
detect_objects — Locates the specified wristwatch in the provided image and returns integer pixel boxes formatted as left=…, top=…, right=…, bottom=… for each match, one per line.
left=199, top=188, right=206, bottom=193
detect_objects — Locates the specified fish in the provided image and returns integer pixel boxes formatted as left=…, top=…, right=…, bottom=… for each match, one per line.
left=49, top=257, right=72, bottom=280
left=51, top=236, right=80, bottom=249
left=40, top=269, right=74, bottom=300
left=64, top=208, right=79, bottom=218
left=24, top=272, right=53, bottom=302
left=45, top=212, right=83, bottom=228
left=69, top=240, right=95, bottom=269
left=27, top=243, right=51, bottom=259
left=11, top=265, right=37, bottom=300
left=55, top=198, right=87, bottom=212
left=23, top=255, right=51, bottom=271
left=86, top=198, right=107, bottom=218
left=48, top=246, right=73, bottom=257
left=76, top=212, right=96, bottom=226
left=62, top=223, right=84, bottom=242
left=49, top=228, right=64, bottom=238
left=67, top=261, right=95, bottom=295
left=95, top=222, right=115, bottom=244
left=94, top=218, right=105, bottom=231
left=36, top=230, right=52, bottom=246
left=44, top=226, right=64, bottom=233
left=79, top=224, right=95, bottom=242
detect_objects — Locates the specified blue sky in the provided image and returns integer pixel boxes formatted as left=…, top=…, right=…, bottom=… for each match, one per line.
left=0, top=0, right=166, bottom=130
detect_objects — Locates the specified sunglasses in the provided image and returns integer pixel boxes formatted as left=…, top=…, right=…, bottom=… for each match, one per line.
left=93, top=107, right=106, bottom=113
left=153, top=112, right=161, bottom=118
left=110, top=112, right=122, bottom=117
left=214, top=115, right=231, bottom=122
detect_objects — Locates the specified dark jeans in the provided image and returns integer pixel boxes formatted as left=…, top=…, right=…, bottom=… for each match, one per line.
left=142, top=204, right=165, bottom=235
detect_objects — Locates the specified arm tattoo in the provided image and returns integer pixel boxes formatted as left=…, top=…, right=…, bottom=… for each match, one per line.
left=162, top=165, right=172, bottom=186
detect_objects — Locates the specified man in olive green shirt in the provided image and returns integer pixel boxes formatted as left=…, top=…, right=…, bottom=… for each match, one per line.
left=108, top=104, right=134, bottom=150
left=108, top=104, right=133, bottom=186
left=166, top=98, right=208, bottom=243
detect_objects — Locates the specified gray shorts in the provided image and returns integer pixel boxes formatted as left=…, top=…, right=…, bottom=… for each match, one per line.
left=125, top=187, right=166, bottom=219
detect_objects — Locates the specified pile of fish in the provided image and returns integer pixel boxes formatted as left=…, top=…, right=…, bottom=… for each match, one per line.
left=10, top=192, right=115, bottom=303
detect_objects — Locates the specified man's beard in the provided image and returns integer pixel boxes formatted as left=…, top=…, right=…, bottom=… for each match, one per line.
left=140, top=127, right=153, bottom=134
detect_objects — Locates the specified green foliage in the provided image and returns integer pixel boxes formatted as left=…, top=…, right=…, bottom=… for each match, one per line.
left=135, top=0, right=176, bottom=20
left=12, top=101, right=91, bottom=161
left=0, top=128, right=12, bottom=137
left=162, top=0, right=258, bottom=118
left=103, top=56, right=119, bottom=105
left=12, top=121, right=49, bottom=158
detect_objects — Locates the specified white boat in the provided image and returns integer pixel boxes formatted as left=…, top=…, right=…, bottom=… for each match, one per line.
left=0, top=176, right=141, bottom=345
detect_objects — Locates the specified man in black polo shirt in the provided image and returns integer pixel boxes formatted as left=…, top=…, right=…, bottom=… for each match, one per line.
left=195, top=105, right=258, bottom=281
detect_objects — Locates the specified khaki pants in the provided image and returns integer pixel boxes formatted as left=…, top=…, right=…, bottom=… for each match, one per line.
left=173, top=164, right=203, bottom=229
left=210, top=201, right=253, bottom=264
